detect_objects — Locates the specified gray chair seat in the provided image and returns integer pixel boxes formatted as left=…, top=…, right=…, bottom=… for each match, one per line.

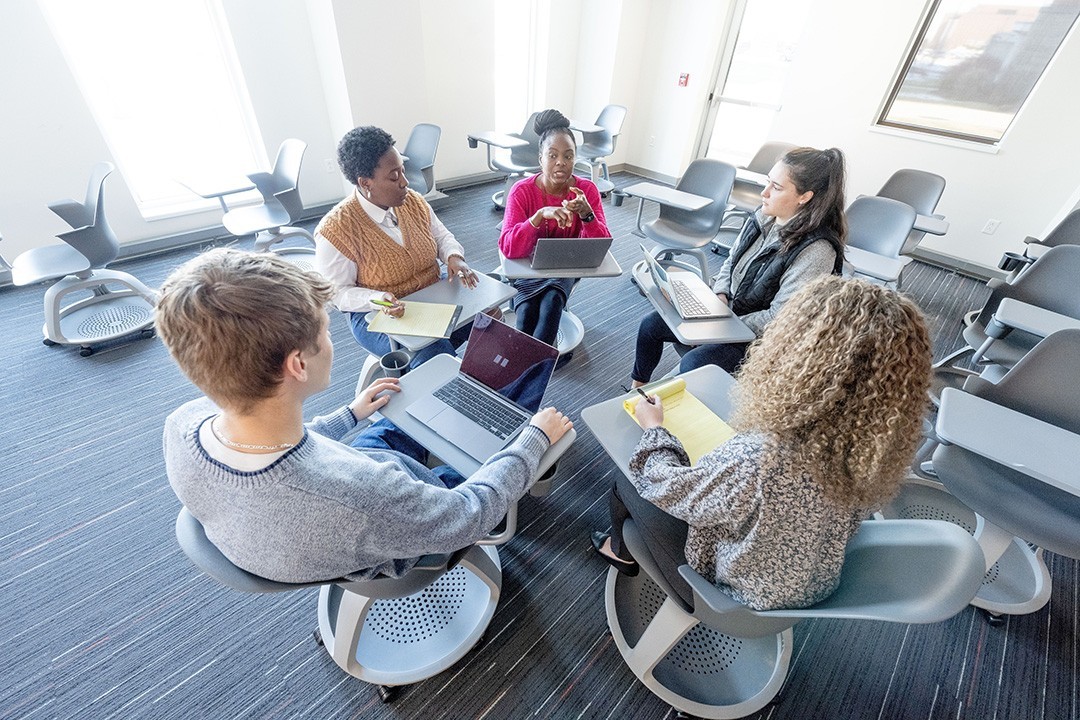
left=9, top=242, right=91, bottom=284
left=175, top=507, right=501, bottom=697
left=876, top=169, right=947, bottom=256
left=221, top=201, right=292, bottom=238
left=606, top=518, right=982, bottom=718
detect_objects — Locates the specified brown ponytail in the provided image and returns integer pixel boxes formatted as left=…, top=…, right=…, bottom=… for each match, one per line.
left=775, top=147, right=847, bottom=255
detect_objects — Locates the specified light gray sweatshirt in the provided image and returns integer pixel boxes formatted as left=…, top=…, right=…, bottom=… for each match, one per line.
left=164, top=397, right=549, bottom=583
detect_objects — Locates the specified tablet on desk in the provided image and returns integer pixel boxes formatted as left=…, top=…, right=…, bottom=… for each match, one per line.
left=530, top=237, right=613, bottom=270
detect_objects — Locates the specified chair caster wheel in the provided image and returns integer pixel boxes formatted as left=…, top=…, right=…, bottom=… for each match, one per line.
left=983, top=610, right=1006, bottom=627
left=313, top=629, right=323, bottom=646
left=79, top=347, right=94, bottom=357
left=378, top=685, right=401, bottom=703
left=141, top=328, right=155, bottom=339
left=43, top=338, right=58, bottom=347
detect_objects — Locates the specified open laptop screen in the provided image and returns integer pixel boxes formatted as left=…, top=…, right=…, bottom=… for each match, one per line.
left=459, top=315, right=559, bottom=412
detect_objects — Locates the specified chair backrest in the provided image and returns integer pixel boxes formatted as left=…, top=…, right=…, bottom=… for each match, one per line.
left=661, top=159, right=738, bottom=236
left=1039, top=207, right=1080, bottom=248
left=403, top=123, right=442, bottom=195
left=744, top=141, right=799, bottom=175
left=175, top=507, right=325, bottom=594
left=509, top=111, right=543, bottom=167
left=979, top=328, right=1080, bottom=435
left=974, top=245, right=1080, bottom=328
left=877, top=169, right=946, bottom=216
left=267, top=138, right=307, bottom=222
left=48, top=162, right=120, bottom=269
left=580, top=104, right=628, bottom=157
left=845, top=196, right=917, bottom=258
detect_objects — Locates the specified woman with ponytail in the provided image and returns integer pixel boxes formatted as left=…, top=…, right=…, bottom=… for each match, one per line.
left=629, top=146, right=848, bottom=386
left=499, top=109, right=610, bottom=349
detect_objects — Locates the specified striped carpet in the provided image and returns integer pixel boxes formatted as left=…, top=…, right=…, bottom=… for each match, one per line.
left=1, top=173, right=1074, bottom=720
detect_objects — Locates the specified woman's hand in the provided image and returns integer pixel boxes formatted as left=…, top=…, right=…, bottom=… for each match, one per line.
left=529, top=407, right=574, bottom=445
left=350, top=377, right=401, bottom=420
left=634, top=394, right=664, bottom=429
left=562, top=186, right=592, bottom=219
left=447, top=255, right=479, bottom=289
left=716, top=293, right=729, bottom=306
left=378, top=292, right=405, bottom=318
left=532, top=205, right=575, bottom=229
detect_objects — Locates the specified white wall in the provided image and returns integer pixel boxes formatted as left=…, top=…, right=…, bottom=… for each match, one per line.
left=762, top=0, right=1080, bottom=270
left=0, top=0, right=344, bottom=260
left=4, top=0, right=1077, bottom=273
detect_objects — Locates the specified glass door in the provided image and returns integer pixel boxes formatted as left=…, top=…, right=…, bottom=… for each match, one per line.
left=697, top=0, right=813, bottom=166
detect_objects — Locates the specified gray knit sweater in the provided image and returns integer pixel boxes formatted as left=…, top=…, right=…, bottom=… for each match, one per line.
left=630, top=427, right=866, bottom=610
left=164, top=397, right=549, bottom=583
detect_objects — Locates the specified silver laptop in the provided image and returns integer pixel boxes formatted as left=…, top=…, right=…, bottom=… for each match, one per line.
left=640, top=244, right=731, bottom=320
left=405, top=315, right=560, bottom=462
left=530, top=236, right=613, bottom=270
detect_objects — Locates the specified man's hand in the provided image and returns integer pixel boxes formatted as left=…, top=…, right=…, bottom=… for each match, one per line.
left=447, top=255, right=479, bottom=289
left=529, top=407, right=573, bottom=445
left=349, top=377, right=401, bottom=420
left=633, top=394, right=664, bottom=429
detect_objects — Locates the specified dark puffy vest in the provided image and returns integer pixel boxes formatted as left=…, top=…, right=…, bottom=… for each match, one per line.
left=727, top=213, right=843, bottom=317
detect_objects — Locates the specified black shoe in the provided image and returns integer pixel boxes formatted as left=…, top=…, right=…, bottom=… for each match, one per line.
left=591, top=531, right=639, bottom=576
left=555, top=351, right=574, bottom=370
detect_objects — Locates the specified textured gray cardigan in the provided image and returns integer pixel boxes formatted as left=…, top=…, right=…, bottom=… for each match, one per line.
left=630, top=427, right=866, bottom=610
left=164, top=397, right=549, bottom=583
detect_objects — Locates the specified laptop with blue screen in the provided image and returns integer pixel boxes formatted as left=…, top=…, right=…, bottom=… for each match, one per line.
left=405, top=315, right=559, bottom=461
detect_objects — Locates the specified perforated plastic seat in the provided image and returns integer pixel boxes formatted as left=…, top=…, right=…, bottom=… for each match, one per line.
left=606, top=518, right=983, bottom=718
left=4, top=162, right=156, bottom=355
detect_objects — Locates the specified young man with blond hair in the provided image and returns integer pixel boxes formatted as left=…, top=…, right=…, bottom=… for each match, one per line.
left=157, top=248, right=571, bottom=583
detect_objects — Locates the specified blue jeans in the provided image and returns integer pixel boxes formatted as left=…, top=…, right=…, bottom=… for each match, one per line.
left=632, top=310, right=749, bottom=382
left=350, top=418, right=466, bottom=488
left=349, top=312, right=472, bottom=370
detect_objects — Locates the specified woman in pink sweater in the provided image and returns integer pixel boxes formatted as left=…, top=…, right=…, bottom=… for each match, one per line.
left=498, top=109, right=610, bottom=348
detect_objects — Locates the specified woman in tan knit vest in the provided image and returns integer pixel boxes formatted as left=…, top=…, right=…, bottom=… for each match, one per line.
left=314, top=126, right=480, bottom=368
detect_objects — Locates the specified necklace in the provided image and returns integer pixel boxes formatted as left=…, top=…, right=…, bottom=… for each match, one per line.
left=210, top=417, right=297, bottom=452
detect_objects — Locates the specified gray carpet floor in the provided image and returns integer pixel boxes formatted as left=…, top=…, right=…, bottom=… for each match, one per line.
left=1, top=173, right=1074, bottom=720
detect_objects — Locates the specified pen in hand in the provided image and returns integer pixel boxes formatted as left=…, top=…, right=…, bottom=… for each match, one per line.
left=636, top=388, right=656, bottom=405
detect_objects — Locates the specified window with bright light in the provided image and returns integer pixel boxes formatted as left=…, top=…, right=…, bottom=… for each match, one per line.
left=493, top=0, right=548, bottom=133
left=879, top=0, right=1080, bottom=144
left=39, top=0, right=268, bottom=218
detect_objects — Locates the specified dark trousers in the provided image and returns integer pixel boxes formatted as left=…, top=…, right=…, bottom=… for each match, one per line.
left=350, top=418, right=466, bottom=488
left=632, top=310, right=749, bottom=383
left=608, top=473, right=694, bottom=608
left=515, top=289, right=566, bottom=348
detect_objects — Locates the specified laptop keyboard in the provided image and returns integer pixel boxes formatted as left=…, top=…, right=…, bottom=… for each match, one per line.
left=671, top=278, right=713, bottom=318
left=434, top=376, right=526, bottom=440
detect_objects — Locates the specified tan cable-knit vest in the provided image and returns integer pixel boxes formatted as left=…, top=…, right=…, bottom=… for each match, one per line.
left=317, top=190, right=440, bottom=299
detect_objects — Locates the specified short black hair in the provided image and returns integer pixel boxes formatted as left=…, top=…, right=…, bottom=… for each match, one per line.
left=337, top=126, right=396, bottom=185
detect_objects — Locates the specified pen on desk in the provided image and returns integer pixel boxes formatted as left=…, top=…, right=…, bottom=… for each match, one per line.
left=636, top=388, right=656, bottom=405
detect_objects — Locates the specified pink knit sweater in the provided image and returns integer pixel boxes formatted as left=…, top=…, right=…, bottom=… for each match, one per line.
left=498, top=175, right=611, bottom=259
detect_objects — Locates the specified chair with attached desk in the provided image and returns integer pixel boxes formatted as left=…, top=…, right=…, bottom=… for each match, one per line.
left=888, top=330, right=1080, bottom=622
left=222, top=139, right=316, bottom=270
left=932, top=245, right=1080, bottom=399
left=997, top=207, right=1080, bottom=282
left=876, top=168, right=947, bottom=257
left=580, top=366, right=984, bottom=718
left=631, top=159, right=737, bottom=279
left=573, top=104, right=627, bottom=196
left=843, top=195, right=917, bottom=288
left=711, top=141, right=797, bottom=253
left=467, top=112, right=542, bottom=209
left=5, top=162, right=157, bottom=356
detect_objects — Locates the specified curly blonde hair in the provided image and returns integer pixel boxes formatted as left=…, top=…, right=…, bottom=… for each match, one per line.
left=730, top=276, right=931, bottom=507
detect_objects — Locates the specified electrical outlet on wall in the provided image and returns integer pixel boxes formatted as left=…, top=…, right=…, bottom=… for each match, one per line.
left=982, top=219, right=1001, bottom=235
left=324, top=158, right=336, bottom=173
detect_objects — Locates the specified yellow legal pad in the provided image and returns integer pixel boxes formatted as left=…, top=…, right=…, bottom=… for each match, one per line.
left=623, top=378, right=736, bottom=463
left=368, top=301, right=462, bottom=339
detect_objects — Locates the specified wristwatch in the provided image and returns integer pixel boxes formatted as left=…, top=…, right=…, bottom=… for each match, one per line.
left=581, top=211, right=596, bottom=223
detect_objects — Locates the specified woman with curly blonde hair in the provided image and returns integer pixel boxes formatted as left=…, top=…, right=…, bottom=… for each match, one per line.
left=592, top=276, right=932, bottom=610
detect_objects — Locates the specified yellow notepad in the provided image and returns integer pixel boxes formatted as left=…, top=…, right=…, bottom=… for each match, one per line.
left=368, top=301, right=462, bottom=339
left=623, top=378, right=736, bottom=463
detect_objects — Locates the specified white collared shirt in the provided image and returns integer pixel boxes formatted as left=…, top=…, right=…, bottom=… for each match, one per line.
left=314, top=188, right=465, bottom=312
